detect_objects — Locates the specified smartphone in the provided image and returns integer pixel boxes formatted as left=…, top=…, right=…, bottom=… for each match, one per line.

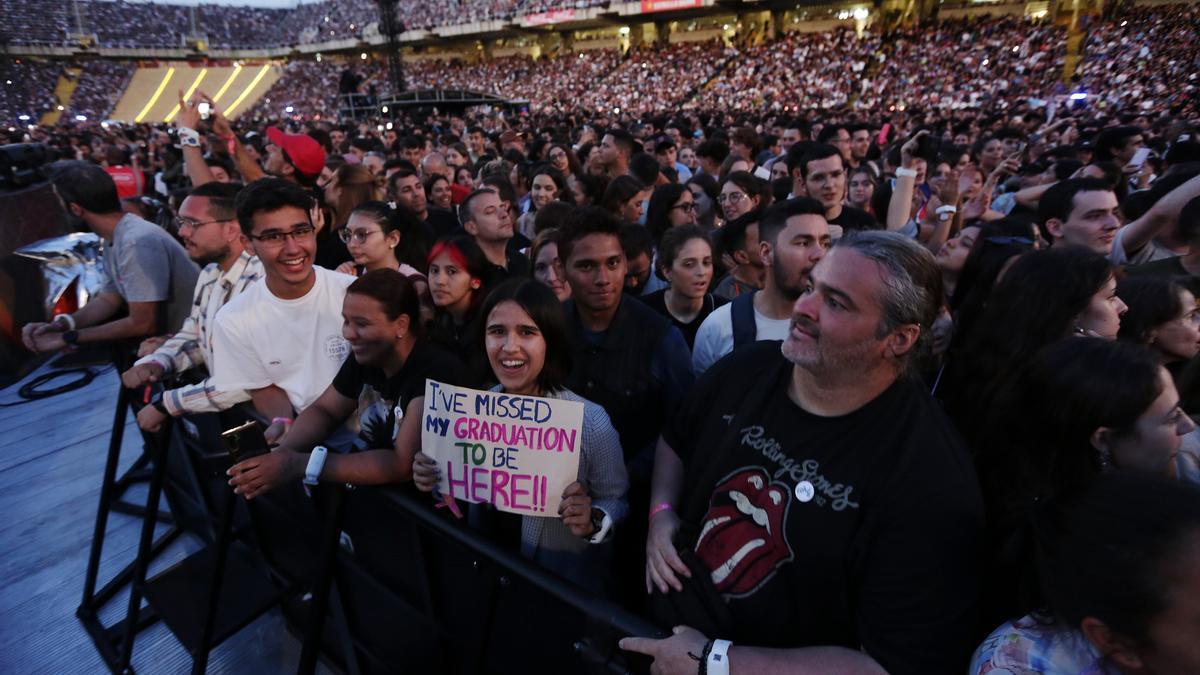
left=1129, top=147, right=1152, bottom=169
left=220, top=419, right=269, bottom=464
left=198, top=102, right=211, bottom=120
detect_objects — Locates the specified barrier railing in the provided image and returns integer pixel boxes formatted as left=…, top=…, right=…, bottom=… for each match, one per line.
left=83, top=386, right=665, bottom=673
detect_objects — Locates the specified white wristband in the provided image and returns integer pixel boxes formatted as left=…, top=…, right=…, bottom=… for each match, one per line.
left=304, top=445, right=328, bottom=486
left=895, top=167, right=918, bottom=178
left=53, top=313, right=76, bottom=330
left=587, top=510, right=613, bottom=544
left=177, top=126, right=201, bottom=148
left=935, top=205, right=958, bottom=215
left=707, top=639, right=732, bottom=675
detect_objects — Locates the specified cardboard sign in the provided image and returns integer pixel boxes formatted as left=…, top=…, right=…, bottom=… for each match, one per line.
left=422, top=380, right=583, bottom=516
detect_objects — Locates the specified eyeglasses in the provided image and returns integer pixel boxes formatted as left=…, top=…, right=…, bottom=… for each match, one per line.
left=671, top=202, right=698, bottom=212
left=248, top=225, right=316, bottom=245
left=339, top=228, right=382, bottom=245
left=174, top=217, right=226, bottom=231
left=549, top=151, right=567, bottom=160
left=716, top=192, right=747, bottom=205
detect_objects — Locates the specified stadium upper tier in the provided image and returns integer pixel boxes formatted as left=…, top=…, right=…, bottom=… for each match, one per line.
left=0, top=0, right=612, bottom=49
left=3, top=4, right=1197, bottom=125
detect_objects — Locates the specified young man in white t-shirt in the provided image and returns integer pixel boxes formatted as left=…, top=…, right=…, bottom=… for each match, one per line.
left=692, top=198, right=831, bottom=374
left=212, top=178, right=355, bottom=443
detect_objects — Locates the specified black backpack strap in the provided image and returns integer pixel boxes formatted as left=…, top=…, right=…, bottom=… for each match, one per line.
left=730, top=291, right=757, bottom=348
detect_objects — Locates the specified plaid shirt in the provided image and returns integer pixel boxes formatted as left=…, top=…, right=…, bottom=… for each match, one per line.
left=135, top=251, right=263, bottom=415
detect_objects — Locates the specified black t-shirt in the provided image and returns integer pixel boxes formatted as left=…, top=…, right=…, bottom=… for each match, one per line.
left=331, top=340, right=469, bottom=449
left=829, top=205, right=879, bottom=233
left=639, top=289, right=725, bottom=349
left=314, top=224, right=352, bottom=270
left=662, top=342, right=983, bottom=674
left=425, top=208, right=462, bottom=241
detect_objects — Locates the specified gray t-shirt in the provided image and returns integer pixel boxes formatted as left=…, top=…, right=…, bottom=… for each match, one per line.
left=100, top=213, right=199, bottom=333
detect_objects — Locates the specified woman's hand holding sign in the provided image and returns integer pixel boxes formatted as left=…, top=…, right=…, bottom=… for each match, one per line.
left=558, top=481, right=595, bottom=537
left=412, top=451, right=440, bottom=492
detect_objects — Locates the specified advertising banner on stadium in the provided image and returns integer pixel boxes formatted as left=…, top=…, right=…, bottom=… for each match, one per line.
left=640, top=0, right=702, bottom=12
left=524, top=9, right=576, bottom=26
left=422, top=380, right=583, bottom=516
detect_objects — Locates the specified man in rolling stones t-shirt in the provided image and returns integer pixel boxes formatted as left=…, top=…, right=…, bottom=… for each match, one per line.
left=625, top=233, right=983, bottom=675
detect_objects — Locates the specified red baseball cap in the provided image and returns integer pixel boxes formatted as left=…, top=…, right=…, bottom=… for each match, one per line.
left=266, top=127, right=326, bottom=178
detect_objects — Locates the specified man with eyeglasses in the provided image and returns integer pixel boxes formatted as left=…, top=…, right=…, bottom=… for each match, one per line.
left=211, top=179, right=356, bottom=445
left=22, top=161, right=199, bottom=355
left=120, top=182, right=263, bottom=432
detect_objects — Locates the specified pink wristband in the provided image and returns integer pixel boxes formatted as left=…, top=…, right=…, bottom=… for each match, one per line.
left=648, top=502, right=674, bottom=522
left=272, top=417, right=293, bottom=427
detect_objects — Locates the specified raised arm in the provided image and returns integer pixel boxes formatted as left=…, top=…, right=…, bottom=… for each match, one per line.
left=1120, top=172, right=1200, bottom=258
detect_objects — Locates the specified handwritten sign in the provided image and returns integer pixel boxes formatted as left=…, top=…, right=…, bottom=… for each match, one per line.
left=422, top=380, right=583, bottom=516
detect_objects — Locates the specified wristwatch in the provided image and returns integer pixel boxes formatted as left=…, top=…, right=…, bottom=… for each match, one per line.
left=62, top=329, right=79, bottom=346
left=585, top=507, right=613, bottom=544
left=149, top=391, right=168, bottom=415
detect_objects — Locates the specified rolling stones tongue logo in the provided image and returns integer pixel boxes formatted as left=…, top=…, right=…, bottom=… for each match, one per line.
left=695, top=467, right=793, bottom=598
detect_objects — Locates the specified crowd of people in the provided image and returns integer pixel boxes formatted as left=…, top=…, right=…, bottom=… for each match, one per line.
left=4, top=7, right=1199, bottom=126
left=706, top=27, right=879, bottom=112
left=7, top=2, right=1200, bottom=673
left=0, top=0, right=600, bottom=49
left=11, top=29, right=1200, bottom=665
left=67, top=61, right=136, bottom=121
left=1075, top=3, right=1200, bottom=114
left=864, top=15, right=1067, bottom=111
left=0, top=59, right=62, bottom=123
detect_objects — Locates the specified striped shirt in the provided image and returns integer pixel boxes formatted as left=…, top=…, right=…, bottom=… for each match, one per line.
left=134, top=251, right=263, bottom=415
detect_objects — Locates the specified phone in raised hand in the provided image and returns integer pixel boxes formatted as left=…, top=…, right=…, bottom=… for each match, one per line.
left=198, top=102, right=211, bottom=120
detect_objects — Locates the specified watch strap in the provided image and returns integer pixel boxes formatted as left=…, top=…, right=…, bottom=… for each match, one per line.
left=304, top=445, right=328, bottom=486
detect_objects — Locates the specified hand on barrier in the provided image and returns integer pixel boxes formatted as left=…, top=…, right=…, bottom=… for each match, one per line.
left=619, top=625, right=708, bottom=675
left=121, top=362, right=164, bottom=389
left=645, top=509, right=690, bottom=594
left=136, top=403, right=167, bottom=433
left=21, top=321, right=63, bottom=353
left=227, top=448, right=305, bottom=500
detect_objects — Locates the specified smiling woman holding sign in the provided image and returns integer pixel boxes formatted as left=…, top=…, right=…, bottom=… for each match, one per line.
left=414, top=278, right=630, bottom=592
